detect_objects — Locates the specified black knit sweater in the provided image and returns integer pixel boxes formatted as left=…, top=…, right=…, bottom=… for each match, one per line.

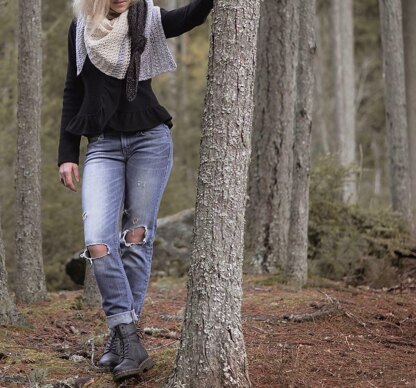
left=58, top=0, right=213, bottom=166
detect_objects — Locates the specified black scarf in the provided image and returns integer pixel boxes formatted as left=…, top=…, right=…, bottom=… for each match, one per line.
left=126, top=0, right=148, bottom=102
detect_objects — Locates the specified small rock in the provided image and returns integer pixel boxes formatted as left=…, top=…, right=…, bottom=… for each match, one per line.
left=69, top=355, right=85, bottom=363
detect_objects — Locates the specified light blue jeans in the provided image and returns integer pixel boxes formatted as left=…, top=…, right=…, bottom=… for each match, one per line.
left=81, top=123, right=173, bottom=329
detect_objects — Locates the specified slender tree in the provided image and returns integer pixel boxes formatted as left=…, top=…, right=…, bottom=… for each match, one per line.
left=245, top=0, right=300, bottom=274
left=379, top=0, right=413, bottom=224
left=0, top=0, right=6, bottom=16
left=286, top=0, right=316, bottom=288
left=0, top=212, right=25, bottom=325
left=161, top=0, right=179, bottom=116
left=402, top=0, right=416, bottom=216
left=177, top=0, right=190, bottom=131
left=165, top=0, right=260, bottom=386
left=15, top=0, right=47, bottom=303
left=371, top=139, right=383, bottom=196
left=313, top=11, right=330, bottom=156
left=83, top=265, right=101, bottom=307
left=330, top=0, right=357, bottom=204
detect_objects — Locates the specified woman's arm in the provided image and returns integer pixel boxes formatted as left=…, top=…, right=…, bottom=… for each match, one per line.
left=58, top=19, right=83, bottom=167
left=160, top=0, right=214, bottom=39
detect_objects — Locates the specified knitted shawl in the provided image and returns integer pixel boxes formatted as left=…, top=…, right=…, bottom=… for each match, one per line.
left=75, top=0, right=177, bottom=100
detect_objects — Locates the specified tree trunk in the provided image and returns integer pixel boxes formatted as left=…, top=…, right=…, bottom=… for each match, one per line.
left=402, top=0, right=416, bottom=220
left=379, top=0, right=413, bottom=225
left=0, top=212, right=25, bottom=325
left=0, top=0, right=6, bottom=17
left=245, top=0, right=300, bottom=274
left=330, top=0, right=357, bottom=204
left=15, top=0, right=47, bottom=303
left=371, top=139, right=382, bottom=196
left=312, top=12, right=330, bottom=156
left=176, top=0, right=189, bottom=125
left=286, top=0, right=316, bottom=289
left=162, top=0, right=179, bottom=119
left=83, top=264, right=101, bottom=307
left=165, top=0, right=260, bottom=386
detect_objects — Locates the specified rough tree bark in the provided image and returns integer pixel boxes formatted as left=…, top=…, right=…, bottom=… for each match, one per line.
left=165, top=0, right=260, bottom=386
left=402, top=0, right=416, bottom=218
left=286, top=0, right=316, bottom=288
left=0, top=212, right=25, bottom=325
left=83, top=264, right=101, bottom=307
left=245, top=0, right=300, bottom=274
left=330, top=0, right=357, bottom=204
left=15, top=0, right=47, bottom=303
left=379, top=0, right=413, bottom=224
left=313, top=12, right=330, bottom=156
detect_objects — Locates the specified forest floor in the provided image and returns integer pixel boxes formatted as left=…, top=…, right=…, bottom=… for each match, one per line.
left=0, top=272, right=415, bottom=388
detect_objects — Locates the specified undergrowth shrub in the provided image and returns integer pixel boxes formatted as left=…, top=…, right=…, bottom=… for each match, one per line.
left=308, top=156, right=414, bottom=286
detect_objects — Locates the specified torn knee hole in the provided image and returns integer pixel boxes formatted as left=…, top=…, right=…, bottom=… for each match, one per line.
left=86, top=244, right=109, bottom=259
left=123, top=226, right=147, bottom=245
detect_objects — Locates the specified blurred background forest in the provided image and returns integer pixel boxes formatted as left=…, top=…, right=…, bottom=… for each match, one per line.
left=0, top=0, right=412, bottom=291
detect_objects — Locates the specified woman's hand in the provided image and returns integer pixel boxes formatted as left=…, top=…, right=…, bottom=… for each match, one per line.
left=59, top=162, right=80, bottom=192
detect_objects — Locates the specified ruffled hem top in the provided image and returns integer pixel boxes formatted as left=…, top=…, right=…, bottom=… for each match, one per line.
left=58, top=0, right=214, bottom=166
left=63, top=56, right=172, bottom=138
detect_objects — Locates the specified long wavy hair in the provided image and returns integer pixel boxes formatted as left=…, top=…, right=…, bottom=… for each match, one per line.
left=73, top=0, right=138, bottom=24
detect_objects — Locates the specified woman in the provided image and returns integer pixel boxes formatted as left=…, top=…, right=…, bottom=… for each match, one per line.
left=58, top=0, right=213, bottom=381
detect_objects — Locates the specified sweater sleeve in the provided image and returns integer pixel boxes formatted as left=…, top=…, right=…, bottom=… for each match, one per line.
left=160, top=0, right=214, bottom=39
left=58, top=19, right=83, bottom=166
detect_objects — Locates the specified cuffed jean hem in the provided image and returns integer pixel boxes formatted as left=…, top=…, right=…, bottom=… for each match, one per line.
left=107, top=309, right=138, bottom=329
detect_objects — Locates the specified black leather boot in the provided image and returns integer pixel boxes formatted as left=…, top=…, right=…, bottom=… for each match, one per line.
left=96, top=328, right=120, bottom=371
left=112, top=322, right=154, bottom=381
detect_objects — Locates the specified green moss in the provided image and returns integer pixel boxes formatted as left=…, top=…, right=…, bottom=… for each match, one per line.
left=145, top=347, right=177, bottom=383
left=173, top=240, right=188, bottom=249
left=246, top=273, right=285, bottom=286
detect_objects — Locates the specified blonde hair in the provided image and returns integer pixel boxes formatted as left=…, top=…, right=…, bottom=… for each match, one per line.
left=73, top=0, right=138, bottom=25
left=73, top=0, right=110, bottom=25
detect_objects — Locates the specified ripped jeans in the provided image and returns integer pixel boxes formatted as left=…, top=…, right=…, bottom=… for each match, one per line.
left=81, top=123, right=173, bottom=329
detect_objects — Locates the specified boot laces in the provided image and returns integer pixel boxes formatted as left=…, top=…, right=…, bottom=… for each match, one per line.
left=104, top=329, right=118, bottom=353
left=120, top=337, right=130, bottom=361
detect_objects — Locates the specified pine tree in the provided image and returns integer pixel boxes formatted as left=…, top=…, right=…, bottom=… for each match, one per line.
left=286, top=0, right=317, bottom=288
left=15, top=0, right=47, bottom=303
left=379, top=0, right=413, bottom=225
left=245, top=0, right=300, bottom=274
left=165, top=0, right=261, bottom=386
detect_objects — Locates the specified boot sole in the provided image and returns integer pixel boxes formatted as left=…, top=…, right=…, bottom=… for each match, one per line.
left=113, top=357, right=155, bottom=381
left=96, top=365, right=115, bottom=373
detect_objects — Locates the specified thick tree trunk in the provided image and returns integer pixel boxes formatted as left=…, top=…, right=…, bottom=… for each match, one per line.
left=0, top=213, right=25, bottom=325
left=402, top=0, right=416, bottom=219
left=379, top=0, right=413, bottom=225
left=245, top=0, right=300, bottom=274
left=330, top=0, right=357, bottom=204
left=286, top=0, right=316, bottom=288
left=15, top=0, right=47, bottom=303
left=165, top=0, right=260, bottom=386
